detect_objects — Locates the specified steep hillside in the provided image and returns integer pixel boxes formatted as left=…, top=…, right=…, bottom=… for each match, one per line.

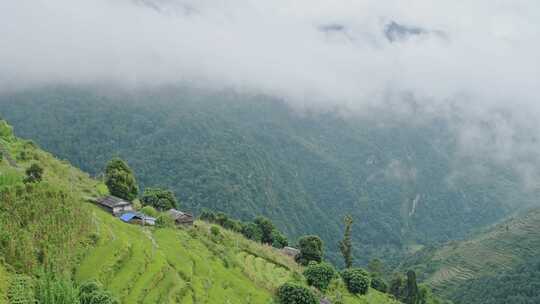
left=401, top=208, right=540, bottom=303
left=2, top=86, right=535, bottom=266
left=0, top=120, right=400, bottom=303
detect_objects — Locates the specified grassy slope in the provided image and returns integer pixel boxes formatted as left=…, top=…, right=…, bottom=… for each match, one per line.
left=402, top=208, right=540, bottom=300
left=76, top=206, right=398, bottom=304
left=0, top=122, right=398, bottom=304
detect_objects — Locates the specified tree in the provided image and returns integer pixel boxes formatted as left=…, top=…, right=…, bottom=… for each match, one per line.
left=199, top=209, right=216, bottom=223
left=24, top=163, right=43, bottom=183
left=338, top=215, right=353, bottom=268
left=241, top=222, right=262, bottom=242
left=303, top=261, right=337, bottom=291
left=276, top=282, right=318, bottom=304
left=271, top=229, right=288, bottom=248
left=341, top=268, right=370, bottom=295
left=104, top=158, right=138, bottom=201
left=405, top=270, right=419, bottom=304
left=254, top=216, right=275, bottom=244
left=389, top=273, right=405, bottom=300
left=367, top=258, right=385, bottom=277
left=371, top=277, right=388, bottom=293
left=295, top=235, right=324, bottom=266
left=141, top=187, right=177, bottom=211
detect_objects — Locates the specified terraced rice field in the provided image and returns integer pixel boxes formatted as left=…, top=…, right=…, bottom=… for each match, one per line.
left=76, top=206, right=274, bottom=304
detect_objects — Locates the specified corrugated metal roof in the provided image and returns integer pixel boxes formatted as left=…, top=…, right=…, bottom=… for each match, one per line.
left=120, top=212, right=137, bottom=222
left=96, top=196, right=131, bottom=208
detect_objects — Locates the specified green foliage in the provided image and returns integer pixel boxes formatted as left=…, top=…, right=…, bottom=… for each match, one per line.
left=210, top=225, right=221, bottom=237
left=7, top=274, right=34, bottom=304
left=139, top=205, right=158, bottom=218
left=140, top=187, right=177, bottom=211
left=199, top=208, right=217, bottom=222
left=34, top=272, right=79, bottom=304
left=254, top=216, right=275, bottom=244
left=79, top=281, right=119, bottom=304
left=339, top=215, right=354, bottom=268
left=0, top=183, right=91, bottom=274
left=341, top=268, right=370, bottom=295
left=296, top=235, right=324, bottom=266
left=242, top=222, right=262, bottom=242
left=272, top=229, right=289, bottom=249
left=0, top=120, right=14, bottom=139
left=23, top=163, right=43, bottom=183
left=303, top=261, right=337, bottom=291
left=276, top=282, right=318, bottom=304
left=367, top=258, right=385, bottom=277
left=405, top=270, right=419, bottom=304
left=370, top=277, right=388, bottom=293
left=389, top=274, right=405, bottom=300
left=104, top=157, right=138, bottom=201
left=155, top=214, right=175, bottom=228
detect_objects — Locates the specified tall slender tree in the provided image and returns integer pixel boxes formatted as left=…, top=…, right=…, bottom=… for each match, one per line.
left=405, top=270, right=419, bottom=304
left=338, top=215, right=354, bottom=268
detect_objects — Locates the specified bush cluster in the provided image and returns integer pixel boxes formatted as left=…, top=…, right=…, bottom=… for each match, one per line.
left=199, top=209, right=288, bottom=248
left=341, top=268, right=370, bottom=295
left=303, top=262, right=337, bottom=291
left=276, top=282, right=318, bottom=304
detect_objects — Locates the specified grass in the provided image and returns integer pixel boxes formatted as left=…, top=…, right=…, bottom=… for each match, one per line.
left=0, top=263, right=9, bottom=303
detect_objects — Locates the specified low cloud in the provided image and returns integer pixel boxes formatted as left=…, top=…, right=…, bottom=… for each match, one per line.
left=1, top=0, right=540, bottom=184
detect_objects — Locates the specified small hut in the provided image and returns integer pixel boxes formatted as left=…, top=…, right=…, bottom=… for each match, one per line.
left=94, top=196, right=133, bottom=216
left=168, top=209, right=194, bottom=226
left=120, top=212, right=156, bottom=226
left=281, top=246, right=300, bottom=258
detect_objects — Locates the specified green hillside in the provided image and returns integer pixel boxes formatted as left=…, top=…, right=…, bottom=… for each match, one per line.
left=0, top=120, right=402, bottom=303
left=1, top=86, right=535, bottom=266
left=401, top=208, right=540, bottom=303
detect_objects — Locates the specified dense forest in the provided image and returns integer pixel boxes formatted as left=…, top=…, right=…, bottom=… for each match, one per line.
left=1, top=85, right=536, bottom=266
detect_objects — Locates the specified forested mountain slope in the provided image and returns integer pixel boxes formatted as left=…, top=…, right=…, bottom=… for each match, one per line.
left=1, top=86, right=536, bottom=266
left=0, top=120, right=400, bottom=303
left=401, top=208, right=540, bottom=303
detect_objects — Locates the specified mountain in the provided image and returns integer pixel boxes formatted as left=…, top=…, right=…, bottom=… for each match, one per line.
left=0, top=120, right=401, bottom=303
left=1, top=85, right=536, bottom=267
left=400, top=208, right=540, bottom=303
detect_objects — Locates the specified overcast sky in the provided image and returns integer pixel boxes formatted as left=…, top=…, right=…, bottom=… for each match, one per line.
left=1, top=0, right=539, bottom=108
left=2, top=0, right=540, bottom=185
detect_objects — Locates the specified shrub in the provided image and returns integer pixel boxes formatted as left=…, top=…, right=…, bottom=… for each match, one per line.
left=156, top=214, right=175, bottom=228
left=341, top=268, right=370, bottom=295
left=34, top=272, right=79, bottom=304
left=139, top=206, right=158, bottom=218
left=295, top=235, right=324, bottom=266
left=0, top=120, right=14, bottom=139
left=79, top=281, right=119, bottom=304
left=371, top=276, right=388, bottom=293
left=199, top=209, right=216, bottom=222
left=210, top=226, right=221, bottom=237
left=276, top=282, right=318, bottom=304
left=303, top=262, right=337, bottom=291
left=23, top=163, right=43, bottom=183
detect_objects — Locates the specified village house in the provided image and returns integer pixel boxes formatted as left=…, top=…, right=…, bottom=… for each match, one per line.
left=120, top=212, right=156, bottom=226
left=94, top=195, right=133, bottom=216
left=168, top=209, right=194, bottom=226
left=281, top=246, right=300, bottom=258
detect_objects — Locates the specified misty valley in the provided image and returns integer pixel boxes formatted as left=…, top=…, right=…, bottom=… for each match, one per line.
left=2, top=0, right=540, bottom=303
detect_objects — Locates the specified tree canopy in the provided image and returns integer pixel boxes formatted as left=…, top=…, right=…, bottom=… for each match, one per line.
left=104, top=158, right=138, bottom=201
